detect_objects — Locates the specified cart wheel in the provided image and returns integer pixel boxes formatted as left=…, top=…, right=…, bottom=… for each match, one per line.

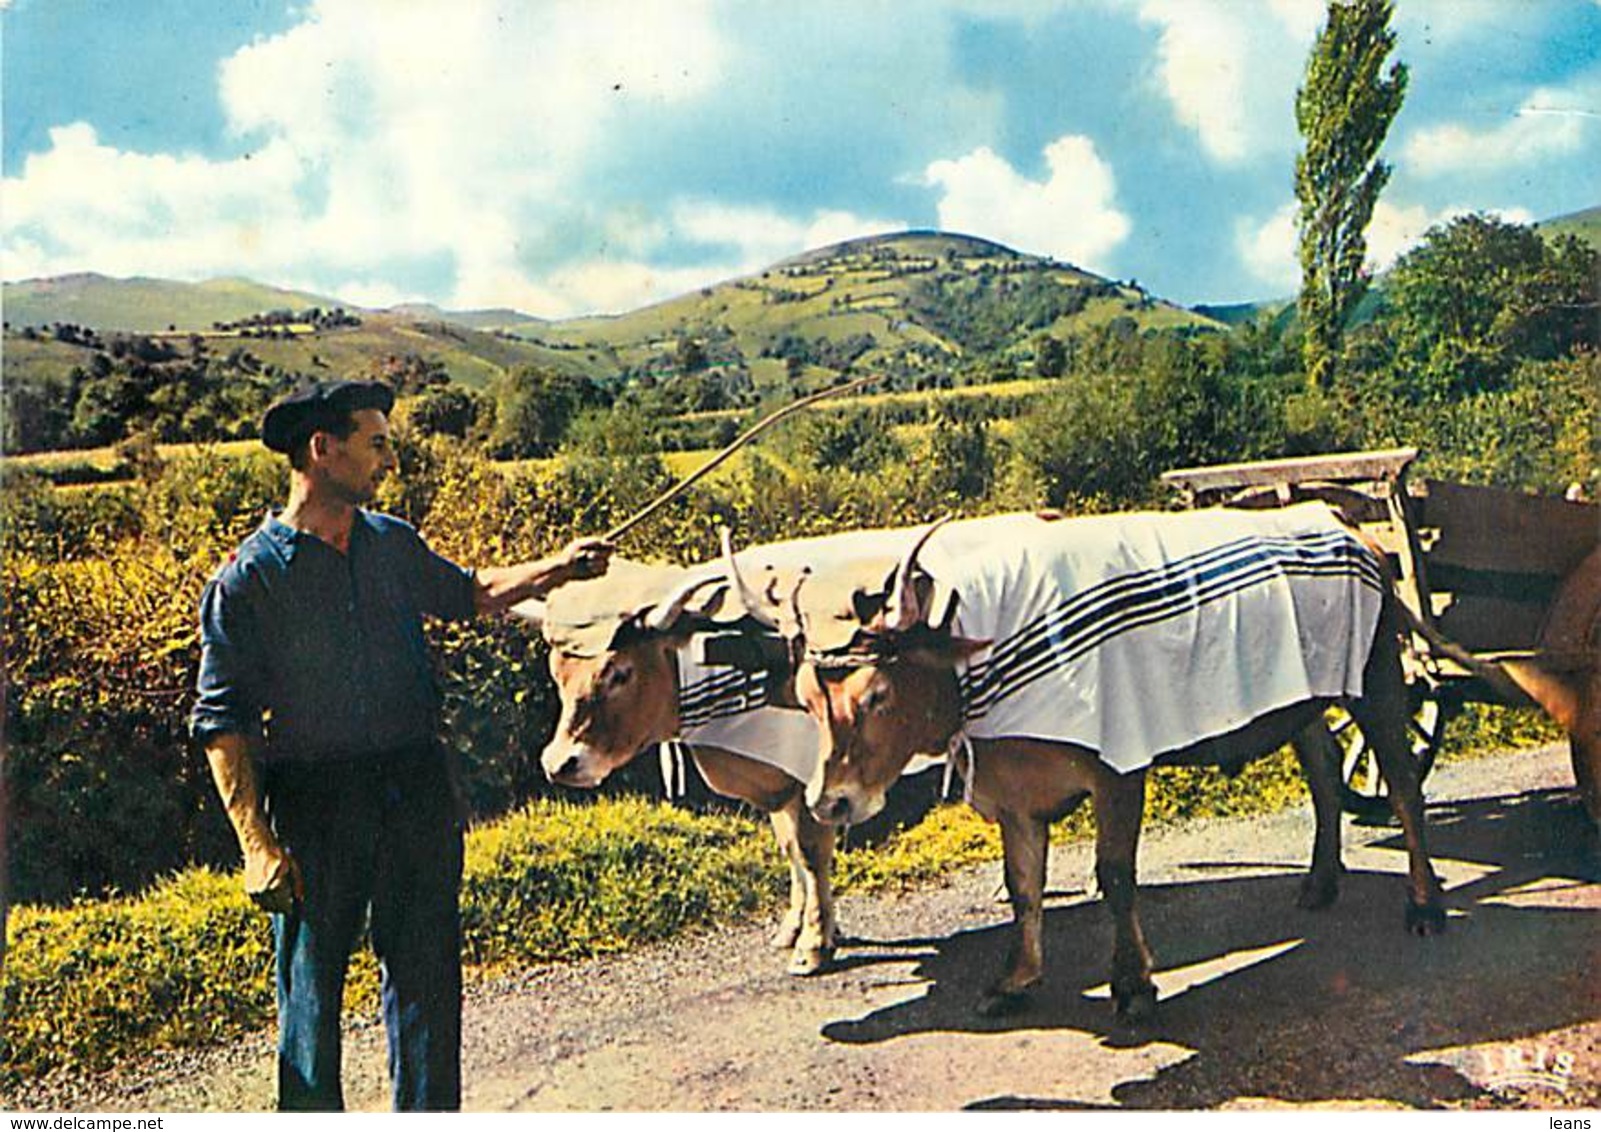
left=1328, top=690, right=1446, bottom=819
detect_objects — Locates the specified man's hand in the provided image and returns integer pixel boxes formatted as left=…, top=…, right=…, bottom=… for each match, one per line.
left=474, top=537, right=616, bottom=615
left=557, top=536, right=614, bottom=584
left=242, top=833, right=304, bottom=915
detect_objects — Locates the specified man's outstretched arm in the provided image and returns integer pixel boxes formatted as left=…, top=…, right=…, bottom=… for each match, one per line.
left=472, top=535, right=614, bottom=616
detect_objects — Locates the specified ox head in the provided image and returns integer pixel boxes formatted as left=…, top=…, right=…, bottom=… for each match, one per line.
left=526, top=559, right=733, bottom=788
left=729, top=519, right=987, bottom=826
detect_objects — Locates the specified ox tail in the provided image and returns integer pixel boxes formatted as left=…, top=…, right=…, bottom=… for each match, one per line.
left=1390, top=601, right=1532, bottom=704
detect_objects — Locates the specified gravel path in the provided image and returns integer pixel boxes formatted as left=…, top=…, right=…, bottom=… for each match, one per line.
left=10, top=743, right=1598, bottom=1112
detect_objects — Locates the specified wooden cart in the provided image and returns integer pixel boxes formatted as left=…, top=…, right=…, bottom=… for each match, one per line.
left=1161, top=447, right=1599, bottom=813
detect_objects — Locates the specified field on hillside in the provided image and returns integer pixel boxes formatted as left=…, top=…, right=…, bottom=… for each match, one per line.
left=4, top=375, right=1048, bottom=490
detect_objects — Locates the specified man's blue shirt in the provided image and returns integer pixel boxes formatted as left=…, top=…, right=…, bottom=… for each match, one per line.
left=191, top=511, right=478, bottom=761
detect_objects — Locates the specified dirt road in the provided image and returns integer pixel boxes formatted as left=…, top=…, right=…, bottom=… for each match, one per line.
left=28, top=743, right=1601, bottom=1112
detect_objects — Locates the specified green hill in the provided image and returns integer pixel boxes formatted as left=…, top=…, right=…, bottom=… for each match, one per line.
left=1, top=274, right=351, bottom=334
left=3, top=231, right=1221, bottom=413
left=1192, top=300, right=1291, bottom=327
left=1537, top=205, right=1601, bottom=248
left=508, top=230, right=1221, bottom=396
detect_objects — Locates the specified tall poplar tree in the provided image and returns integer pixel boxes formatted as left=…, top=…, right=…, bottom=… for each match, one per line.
left=1295, top=0, right=1407, bottom=391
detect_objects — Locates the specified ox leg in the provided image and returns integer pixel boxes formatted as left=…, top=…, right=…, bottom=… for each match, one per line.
left=765, top=804, right=807, bottom=952
left=1352, top=620, right=1446, bottom=935
left=1096, top=773, right=1156, bottom=1021
left=1290, top=723, right=1345, bottom=910
left=766, top=796, right=837, bottom=976
left=791, top=807, right=838, bottom=976
left=1567, top=678, right=1601, bottom=881
left=981, top=809, right=1049, bottom=1016
left=973, top=810, right=1050, bottom=1011
left=1574, top=728, right=1601, bottom=833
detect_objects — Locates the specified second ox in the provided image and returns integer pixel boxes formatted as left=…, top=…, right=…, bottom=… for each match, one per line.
left=731, top=504, right=1446, bottom=1019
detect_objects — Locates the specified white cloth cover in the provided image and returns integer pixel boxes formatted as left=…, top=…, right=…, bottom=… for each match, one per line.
left=673, top=650, right=822, bottom=783
left=671, top=651, right=947, bottom=787
left=668, top=520, right=952, bottom=786
left=911, top=503, right=1385, bottom=773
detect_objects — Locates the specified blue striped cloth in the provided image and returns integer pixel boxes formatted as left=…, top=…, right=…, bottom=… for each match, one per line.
left=911, top=505, right=1385, bottom=772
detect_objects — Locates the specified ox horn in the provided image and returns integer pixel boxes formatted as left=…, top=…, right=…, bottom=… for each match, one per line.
left=641, top=573, right=727, bottom=634
left=787, top=567, right=812, bottom=635
left=719, top=525, right=780, bottom=629
left=507, top=598, right=546, bottom=628
left=884, top=515, right=952, bottom=632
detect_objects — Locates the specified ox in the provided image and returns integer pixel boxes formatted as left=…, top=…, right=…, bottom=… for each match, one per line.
left=733, top=505, right=1446, bottom=1019
left=514, top=555, right=840, bottom=975
left=524, top=528, right=927, bottom=975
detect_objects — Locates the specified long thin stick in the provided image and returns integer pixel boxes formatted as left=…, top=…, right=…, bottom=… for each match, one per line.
left=604, top=374, right=876, bottom=542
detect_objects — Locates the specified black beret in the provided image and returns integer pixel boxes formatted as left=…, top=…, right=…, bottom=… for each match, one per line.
left=260, top=380, right=395, bottom=453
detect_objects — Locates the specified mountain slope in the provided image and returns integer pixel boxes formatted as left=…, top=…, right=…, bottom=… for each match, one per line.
left=1537, top=205, right=1601, bottom=248
left=2, top=274, right=352, bottom=334
left=3, top=232, right=1222, bottom=401
left=511, top=230, right=1221, bottom=394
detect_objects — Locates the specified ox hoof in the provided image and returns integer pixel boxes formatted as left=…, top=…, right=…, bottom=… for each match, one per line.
left=787, top=947, right=834, bottom=977
left=978, top=989, right=1031, bottom=1018
left=1405, top=900, right=1448, bottom=937
left=1114, top=985, right=1158, bottom=1024
left=1297, top=873, right=1340, bottom=911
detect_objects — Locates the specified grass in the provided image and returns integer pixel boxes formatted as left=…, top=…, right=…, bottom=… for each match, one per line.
left=5, top=439, right=259, bottom=472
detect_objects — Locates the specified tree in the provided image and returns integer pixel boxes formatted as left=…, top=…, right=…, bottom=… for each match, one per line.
left=1382, top=213, right=1598, bottom=399
left=407, top=385, right=484, bottom=440
left=486, top=368, right=609, bottom=459
left=1294, top=0, right=1407, bottom=391
left=1033, top=333, right=1067, bottom=378
left=675, top=337, right=709, bottom=376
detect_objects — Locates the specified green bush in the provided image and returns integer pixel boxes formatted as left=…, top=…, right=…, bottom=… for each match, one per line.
left=2, top=869, right=277, bottom=1085
left=460, top=798, right=777, bottom=969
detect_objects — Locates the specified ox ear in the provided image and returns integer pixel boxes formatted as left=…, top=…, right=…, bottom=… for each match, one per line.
left=507, top=598, right=547, bottom=628
left=900, top=635, right=991, bottom=669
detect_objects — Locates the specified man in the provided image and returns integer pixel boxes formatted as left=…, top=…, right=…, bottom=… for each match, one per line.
left=190, top=380, right=611, bottom=1111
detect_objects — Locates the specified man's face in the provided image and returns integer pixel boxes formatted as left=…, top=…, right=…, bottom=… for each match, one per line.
left=316, top=408, right=397, bottom=504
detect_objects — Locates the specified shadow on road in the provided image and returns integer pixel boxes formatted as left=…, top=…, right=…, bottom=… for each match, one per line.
left=821, top=787, right=1599, bottom=1110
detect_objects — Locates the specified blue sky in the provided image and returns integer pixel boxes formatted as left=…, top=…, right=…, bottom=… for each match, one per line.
left=4, top=0, right=1598, bottom=317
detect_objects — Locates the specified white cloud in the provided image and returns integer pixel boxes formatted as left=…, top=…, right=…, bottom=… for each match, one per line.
left=2, top=0, right=731, bottom=315
left=1236, top=202, right=1299, bottom=294
left=924, top=136, right=1131, bottom=270
left=1135, top=0, right=1320, bottom=163
left=1238, top=198, right=1538, bottom=292
left=1402, top=84, right=1595, bottom=176
left=329, top=278, right=430, bottom=311
left=2, top=123, right=309, bottom=281
left=2, top=0, right=922, bottom=317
